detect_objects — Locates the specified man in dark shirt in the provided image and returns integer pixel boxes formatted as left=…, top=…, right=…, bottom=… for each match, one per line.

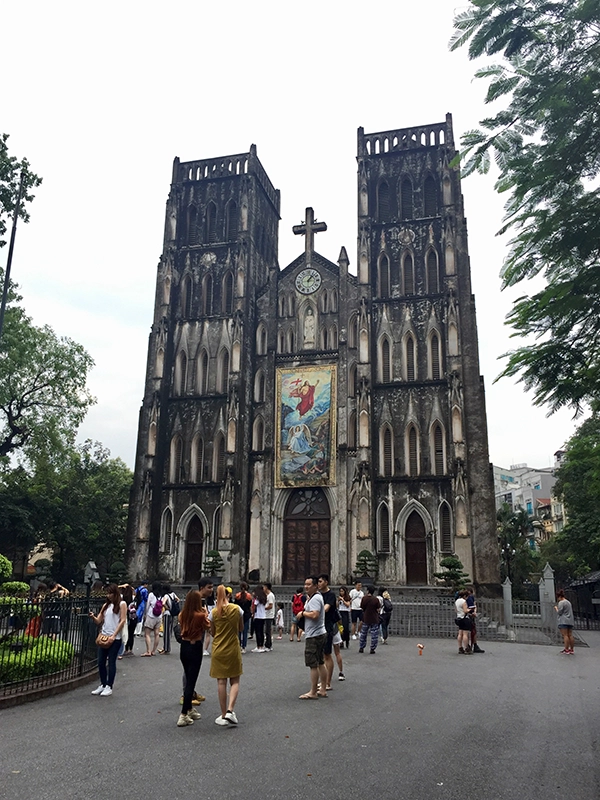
left=318, top=574, right=338, bottom=689
left=359, top=585, right=381, bottom=654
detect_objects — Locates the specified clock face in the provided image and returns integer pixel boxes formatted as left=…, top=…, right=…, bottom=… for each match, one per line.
left=295, top=268, right=322, bottom=294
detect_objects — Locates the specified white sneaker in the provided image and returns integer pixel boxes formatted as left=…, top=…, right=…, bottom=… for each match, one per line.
left=251, top=647, right=262, bottom=652
left=215, top=715, right=230, bottom=726
left=224, top=710, right=238, bottom=724
left=91, top=685, right=105, bottom=695
left=203, top=650, right=210, bottom=656
left=241, top=648, right=246, bottom=654
left=100, top=686, right=113, bottom=696
left=352, top=634, right=357, bottom=640
left=177, top=713, right=193, bottom=727
left=187, top=708, right=201, bottom=720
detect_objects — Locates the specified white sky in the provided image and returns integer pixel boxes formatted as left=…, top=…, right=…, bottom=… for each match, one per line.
left=2, top=0, right=579, bottom=472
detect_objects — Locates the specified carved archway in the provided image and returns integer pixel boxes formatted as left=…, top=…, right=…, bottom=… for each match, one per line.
left=282, top=488, right=330, bottom=583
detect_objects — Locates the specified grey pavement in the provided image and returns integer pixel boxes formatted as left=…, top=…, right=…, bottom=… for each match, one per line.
left=1, top=631, right=600, bottom=800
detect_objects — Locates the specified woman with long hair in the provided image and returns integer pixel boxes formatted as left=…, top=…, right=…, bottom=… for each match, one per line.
left=210, top=584, right=244, bottom=725
left=121, top=584, right=137, bottom=656
left=142, top=581, right=163, bottom=656
left=89, top=584, right=127, bottom=696
left=251, top=585, right=268, bottom=653
left=234, top=581, right=253, bottom=653
left=338, top=586, right=351, bottom=649
left=178, top=590, right=210, bottom=727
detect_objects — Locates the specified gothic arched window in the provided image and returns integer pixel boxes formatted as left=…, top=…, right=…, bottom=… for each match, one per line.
left=202, top=274, right=213, bottom=315
left=161, top=508, right=173, bottom=553
left=181, top=275, right=192, bottom=318
left=206, top=202, right=217, bottom=243
left=380, top=425, right=394, bottom=477
left=427, top=249, right=439, bottom=294
left=440, top=502, right=452, bottom=552
left=192, top=435, right=204, bottom=483
left=407, top=425, right=419, bottom=476
left=252, top=416, right=264, bottom=451
left=424, top=175, right=437, bottom=217
left=198, top=350, right=209, bottom=394
left=378, top=254, right=390, bottom=298
left=432, top=423, right=445, bottom=475
left=256, top=324, right=267, bottom=355
left=348, top=410, right=357, bottom=449
left=187, top=206, right=197, bottom=245
left=381, top=336, right=391, bottom=383
left=222, top=272, right=233, bottom=314
left=378, top=503, right=391, bottom=553
left=430, top=333, right=441, bottom=380
left=401, top=178, right=413, bottom=220
left=403, top=253, right=415, bottom=296
left=217, top=349, right=230, bottom=394
left=378, top=181, right=390, bottom=221
left=406, top=334, right=416, bottom=381
left=170, top=435, right=183, bottom=483
left=213, top=433, right=226, bottom=482
left=175, top=351, right=187, bottom=396
left=226, top=201, right=238, bottom=240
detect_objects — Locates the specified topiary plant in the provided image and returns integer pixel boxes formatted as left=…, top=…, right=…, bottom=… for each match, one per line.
left=0, top=554, right=12, bottom=583
left=203, top=550, right=225, bottom=576
left=355, top=549, right=378, bottom=580
left=0, top=581, right=30, bottom=596
left=434, top=555, right=470, bottom=591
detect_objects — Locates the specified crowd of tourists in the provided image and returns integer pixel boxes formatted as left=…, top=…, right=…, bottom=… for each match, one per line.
left=89, top=576, right=575, bottom=721
left=88, top=576, right=399, bottom=723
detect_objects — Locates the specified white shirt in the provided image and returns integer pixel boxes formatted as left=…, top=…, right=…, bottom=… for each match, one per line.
left=101, top=601, right=126, bottom=638
left=265, top=591, right=275, bottom=619
left=350, top=589, right=364, bottom=610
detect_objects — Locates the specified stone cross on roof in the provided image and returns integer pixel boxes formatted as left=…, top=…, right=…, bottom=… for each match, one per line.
left=292, top=207, right=327, bottom=259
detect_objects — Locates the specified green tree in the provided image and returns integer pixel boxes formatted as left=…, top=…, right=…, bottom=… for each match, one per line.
left=30, top=442, right=133, bottom=584
left=497, top=505, right=539, bottom=592
left=203, top=550, right=225, bottom=577
left=354, top=549, right=378, bottom=579
left=0, top=275, right=95, bottom=464
left=550, top=411, right=600, bottom=576
left=433, top=555, right=470, bottom=591
left=451, top=0, right=600, bottom=413
left=0, top=553, right=12, bottom=582
left=0, top=133, right=42, bottom=249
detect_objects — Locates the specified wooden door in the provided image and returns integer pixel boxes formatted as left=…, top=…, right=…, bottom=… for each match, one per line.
left=405, top=511, right=428, bottom=585
left=283, top=489, right=330, bottom=583
left=184, top=516, right=204, bottom=583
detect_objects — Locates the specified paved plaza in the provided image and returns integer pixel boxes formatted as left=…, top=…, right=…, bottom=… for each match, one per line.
left=2, top=631, right=600, bottom=800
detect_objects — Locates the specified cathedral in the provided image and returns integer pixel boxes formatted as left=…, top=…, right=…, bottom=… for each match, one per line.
left=126, top=114, right=499, bottom=592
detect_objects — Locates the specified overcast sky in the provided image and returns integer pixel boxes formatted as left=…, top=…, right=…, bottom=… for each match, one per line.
left=3, top=1, right=579, bottom=472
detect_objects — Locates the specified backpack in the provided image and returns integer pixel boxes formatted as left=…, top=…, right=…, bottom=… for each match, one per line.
left=292, top=593, right=305, bottom=616
left=169, top=593, right=181, bottom=617
left=152, top=597, right=163, bottom=616
left=383, top=598, right=393, bottom=614
left=173, top=618, right=182, bottom=643
left=128, top=602, right=137, bottom=621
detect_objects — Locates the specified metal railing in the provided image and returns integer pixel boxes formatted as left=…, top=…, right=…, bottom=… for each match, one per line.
left=0, top=597, right=103, bottom=699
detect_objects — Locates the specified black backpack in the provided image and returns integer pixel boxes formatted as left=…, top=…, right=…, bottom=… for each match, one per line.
left=383, top=598, right=393, bottom=614
left=169, top=593, right=181, bottom=617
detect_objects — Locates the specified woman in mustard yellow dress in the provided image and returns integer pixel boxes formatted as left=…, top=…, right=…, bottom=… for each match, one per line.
left=209, top=584, right=244, bottom=725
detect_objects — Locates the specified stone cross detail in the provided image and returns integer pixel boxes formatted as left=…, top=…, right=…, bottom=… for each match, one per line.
left=292, top=207, right=327, bottom=257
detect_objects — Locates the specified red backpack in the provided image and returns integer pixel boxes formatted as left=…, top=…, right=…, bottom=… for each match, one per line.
left=292, top=593, right=305, bottom=616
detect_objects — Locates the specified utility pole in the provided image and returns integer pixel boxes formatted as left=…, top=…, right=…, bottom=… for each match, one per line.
left=0, top=170, right=25, bottom=341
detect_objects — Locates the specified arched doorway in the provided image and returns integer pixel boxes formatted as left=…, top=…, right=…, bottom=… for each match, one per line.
left=283, top=489, right=330, bottom=583
left=184, top=515, right=204, bottom=583
left=405, top=510, right=428, bottom=585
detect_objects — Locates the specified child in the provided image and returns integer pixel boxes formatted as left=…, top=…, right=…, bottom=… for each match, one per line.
left=275, top=602, right=285, bottom=639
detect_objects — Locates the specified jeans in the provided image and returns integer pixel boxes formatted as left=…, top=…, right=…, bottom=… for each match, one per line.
left=180, top=640, right=203, bottom=714
left=380, top=614, right=390, bottom=641
left=265, top=619, right=273, bottom=649
left=254, top=618, right=265, bottom=648
left=98, top=639, right=121, bottom=687
left=239, top=617, right=250, bottom=649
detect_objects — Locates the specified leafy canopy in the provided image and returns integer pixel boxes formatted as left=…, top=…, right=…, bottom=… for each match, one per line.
left=0, top=273, right=95, bottom=465
left=551, top=411, right=600, bottom=576
left=0, top=133, right=42, bottom=249
left=451, top=0, right=600, bottom=413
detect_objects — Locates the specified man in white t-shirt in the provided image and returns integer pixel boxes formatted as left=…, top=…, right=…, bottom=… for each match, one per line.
left=263, top=582, right=275, bottom=651
left=296, top=576, right=327, bottom=699
left=349, top=581, right=364, bottom=640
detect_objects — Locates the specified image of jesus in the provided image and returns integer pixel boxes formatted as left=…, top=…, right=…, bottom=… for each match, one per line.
left=289, top=379, right=319, bottom=417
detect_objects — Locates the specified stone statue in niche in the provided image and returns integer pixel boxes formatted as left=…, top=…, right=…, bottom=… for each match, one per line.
left=454, top=457, right=466, bottom=499
left=358, top=376, right=370, bottom=409
left=450, top=370, right=463, bottom=409
left=228, top=385, right=239, bottom=421
left=303, top=307, right=316, bottom=347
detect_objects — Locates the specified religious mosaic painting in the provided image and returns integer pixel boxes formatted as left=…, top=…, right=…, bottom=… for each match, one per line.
left=275, top=365, right=336, bottom=488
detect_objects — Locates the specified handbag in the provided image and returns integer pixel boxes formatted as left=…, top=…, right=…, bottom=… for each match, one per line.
left=95, top=633, right=113, bottom=648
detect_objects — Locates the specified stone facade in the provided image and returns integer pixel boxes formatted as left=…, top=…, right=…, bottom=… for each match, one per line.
left=126, top=116, right=499, bottom=591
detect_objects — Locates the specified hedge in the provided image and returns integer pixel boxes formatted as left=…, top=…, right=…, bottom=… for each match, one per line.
left=0, top=636, right=75, bottom=684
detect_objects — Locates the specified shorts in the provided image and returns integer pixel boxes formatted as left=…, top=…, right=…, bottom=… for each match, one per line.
left=455, top=617, right=472, bottom=631
left=304, top=633, right=327, bottom=668
left=558, top=624, right=573, bottom=629
left=332, top=630, right=342, bottom=647
left=144, top=615, right=162, bottom=630
left=351, top=610, right=363, bottom=623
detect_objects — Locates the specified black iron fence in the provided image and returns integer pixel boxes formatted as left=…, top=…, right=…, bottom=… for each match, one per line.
left=0, top=597, right=104, bottom=699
